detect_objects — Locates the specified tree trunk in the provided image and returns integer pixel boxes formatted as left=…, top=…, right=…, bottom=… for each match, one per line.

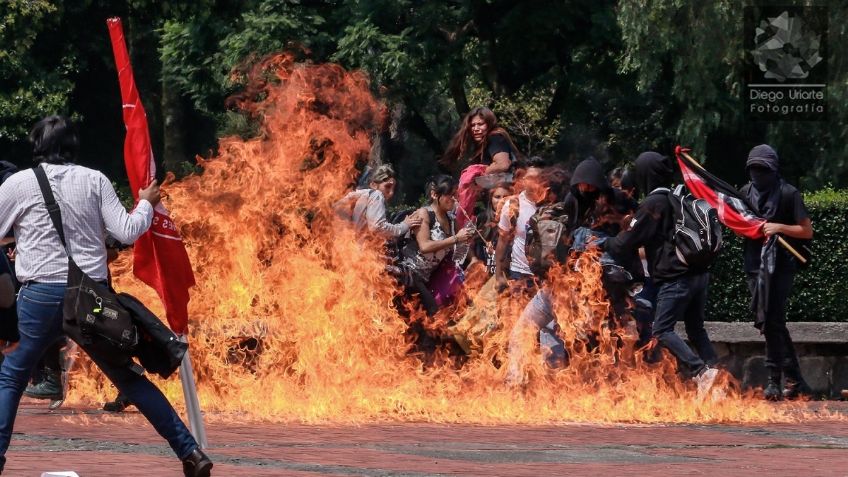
left=162, top=80, right=187, bottom=174
left=449, top=74, right=470, bottom=116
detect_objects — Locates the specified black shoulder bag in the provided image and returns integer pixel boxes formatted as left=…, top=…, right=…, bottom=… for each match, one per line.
left=33, top=165, right=138, bottom=367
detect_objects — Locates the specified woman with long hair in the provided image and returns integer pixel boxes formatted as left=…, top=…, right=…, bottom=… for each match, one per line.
left=401, top=175, right=474, bottom=316
left=441, top=107, right=521, bottom=229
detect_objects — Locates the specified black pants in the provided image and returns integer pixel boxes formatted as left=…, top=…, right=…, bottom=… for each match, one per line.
left=408, top=274, right=438, bottom=317
left=747, top=271, right=800, bottom=371
left=652, top=272, right=717, bottom=377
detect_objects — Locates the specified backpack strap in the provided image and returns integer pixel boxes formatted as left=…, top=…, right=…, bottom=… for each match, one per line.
left=426, top=209, right=437, bottom=231
left=33, top=165, right=71, bottom=257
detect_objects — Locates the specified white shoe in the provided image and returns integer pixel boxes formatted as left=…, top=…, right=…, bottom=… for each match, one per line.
left=694, top=366, right=719, bottom=401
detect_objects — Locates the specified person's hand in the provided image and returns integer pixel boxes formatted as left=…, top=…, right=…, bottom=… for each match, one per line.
left=138, top=179, right=161, bottom=207
left=404, top=211, right=423, bottom=229
left=762, top=222, right=783, bottom=237
left=6, top=246, right=15, bottom=262
left=455, top=227, right=474, bottom=243
left=621, top=214, right=634, bottom=231
left=0, top=340, right=18, bottom=355
left=586, top=234, right=607, bottom=250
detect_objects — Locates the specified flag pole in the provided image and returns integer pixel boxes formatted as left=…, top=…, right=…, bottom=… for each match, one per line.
left=679, top=150, right=807, bottom=265
left=107, top=17, right=208, bottom=446
left=179, top=335, right=208, bottom=449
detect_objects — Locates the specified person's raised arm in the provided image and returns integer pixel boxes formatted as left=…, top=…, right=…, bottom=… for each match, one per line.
left=486, top=152, right=511, bottom=174
left=604, top=202, right=659, bottom=260
left=415, top=209, right=472, bottom=254
left=364, top=192, right=414, bottom=238
left=100, top=174, right=157, bottom=244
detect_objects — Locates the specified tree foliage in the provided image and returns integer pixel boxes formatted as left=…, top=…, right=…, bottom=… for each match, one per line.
left=0, top=0, right=845, bottom=195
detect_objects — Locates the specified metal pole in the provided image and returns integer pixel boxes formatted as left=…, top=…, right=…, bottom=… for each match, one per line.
left=179, top=336, right=208, bottom=449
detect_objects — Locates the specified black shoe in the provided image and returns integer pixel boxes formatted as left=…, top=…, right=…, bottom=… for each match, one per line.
left=764, top=380, right=782, bottom=401
left=783, top=378, right=813, bottom=400
left=103, top=393, right=133, bottom=412
left=763, top=369, right=782, bottom=401
left=23, top=371, right=62, bottom=401
left=182, top=448, right=213, bottom=477
left=783, top=365, right=813, bottom=400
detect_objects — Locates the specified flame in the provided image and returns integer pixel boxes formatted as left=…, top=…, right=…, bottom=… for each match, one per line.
left=65, top=54, right=830, bottom=424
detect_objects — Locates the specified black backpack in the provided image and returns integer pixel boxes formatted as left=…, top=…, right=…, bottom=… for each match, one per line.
left=668, top=184, right=723, bottom=269
left=0, top=161, right=17, bottom=184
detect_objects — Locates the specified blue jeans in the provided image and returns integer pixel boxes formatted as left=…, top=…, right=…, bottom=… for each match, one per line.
left=507, top=289, right=567, bottom=384
left=652, top=273, right=717, bottom=377
left=0, top=283, right=198, bottom=470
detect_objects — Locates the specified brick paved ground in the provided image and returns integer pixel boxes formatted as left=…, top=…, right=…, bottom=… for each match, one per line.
left=3, top=401, right=847, bottom=476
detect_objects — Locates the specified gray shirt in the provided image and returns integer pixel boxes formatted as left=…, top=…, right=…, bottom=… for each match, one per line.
left=0, top=163, right=153, bottom=283
left=334, top=189, right=409, bottom=238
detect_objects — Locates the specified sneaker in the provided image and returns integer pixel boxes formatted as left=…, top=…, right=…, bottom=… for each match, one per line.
left=103, top=394, right=133, bottom=413
left=23, top=374, right=62, bottom=401
left=783, top=378, right=813, bottom=400
left=693, top=366, right=719, bottom=401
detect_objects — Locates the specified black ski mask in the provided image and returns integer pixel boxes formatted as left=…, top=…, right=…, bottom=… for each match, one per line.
left=749, top=167, right=778, bottom=192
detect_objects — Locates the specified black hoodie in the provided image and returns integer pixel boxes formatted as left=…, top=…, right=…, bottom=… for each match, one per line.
left=564, top=158, right=625, bottom=234
left=604, top=152, right=689, bottom=282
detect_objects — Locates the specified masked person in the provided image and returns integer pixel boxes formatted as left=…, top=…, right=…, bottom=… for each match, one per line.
left=564, top=158, right=638, bottom=327
left=0, top=116, right=212, bottom=476
left=741, top=145, right=814, bottom=400
left=604, top=152, right=719, bottom=398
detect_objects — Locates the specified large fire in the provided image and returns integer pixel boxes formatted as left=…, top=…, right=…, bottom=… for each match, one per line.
left=68, top=54, right=815, bottom=424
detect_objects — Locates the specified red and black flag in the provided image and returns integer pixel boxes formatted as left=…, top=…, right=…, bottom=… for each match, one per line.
left=674, top=146, right=766, bottom=241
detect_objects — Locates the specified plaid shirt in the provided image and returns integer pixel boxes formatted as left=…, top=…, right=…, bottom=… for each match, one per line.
left=0, top=163, right=153, bottom=283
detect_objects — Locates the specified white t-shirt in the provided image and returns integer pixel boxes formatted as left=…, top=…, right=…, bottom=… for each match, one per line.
left=498, top=191, right=538, bottom=276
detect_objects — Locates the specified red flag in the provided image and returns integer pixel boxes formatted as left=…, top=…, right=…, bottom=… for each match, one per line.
left=108, top=18, right=195, bottom=334
left=674, top=146, right=765, bottom=241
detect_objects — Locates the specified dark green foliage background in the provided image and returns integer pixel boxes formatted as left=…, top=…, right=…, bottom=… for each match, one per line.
left=707, top=188, right=848, bottom=322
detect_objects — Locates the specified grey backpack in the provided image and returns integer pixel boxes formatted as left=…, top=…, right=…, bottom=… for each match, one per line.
left=668, top=184, right=723, bottom=269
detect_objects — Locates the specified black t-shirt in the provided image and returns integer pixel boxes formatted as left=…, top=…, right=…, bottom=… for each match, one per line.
left=479, top=134, right=513, bottom=166
left=743, top=184, right=809, bottom=274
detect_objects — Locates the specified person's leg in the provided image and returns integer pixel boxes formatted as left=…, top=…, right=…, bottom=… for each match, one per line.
left=634, top=278, right=657, bottom=348
left=0, top=283, right=64, bottom=470
left=683, top=272, right=717, bottom=366
left=507, top=289, right=558, bottom=384
left=652, top=277, right=705, bottom=378
left=759, top=275, right=789, bottom=373
left=24, top=338, right=64, bottom=400
left=87, top=353, right=198, bottom=460
left=765, top=271, right=809, bottom=397
left=409, top=274, right=438, bottom=317
left=748, top=274, right=782, bottom=400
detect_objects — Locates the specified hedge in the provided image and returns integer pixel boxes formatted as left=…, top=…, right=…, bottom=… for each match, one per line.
left=707, top=188, right=848, bottom=322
